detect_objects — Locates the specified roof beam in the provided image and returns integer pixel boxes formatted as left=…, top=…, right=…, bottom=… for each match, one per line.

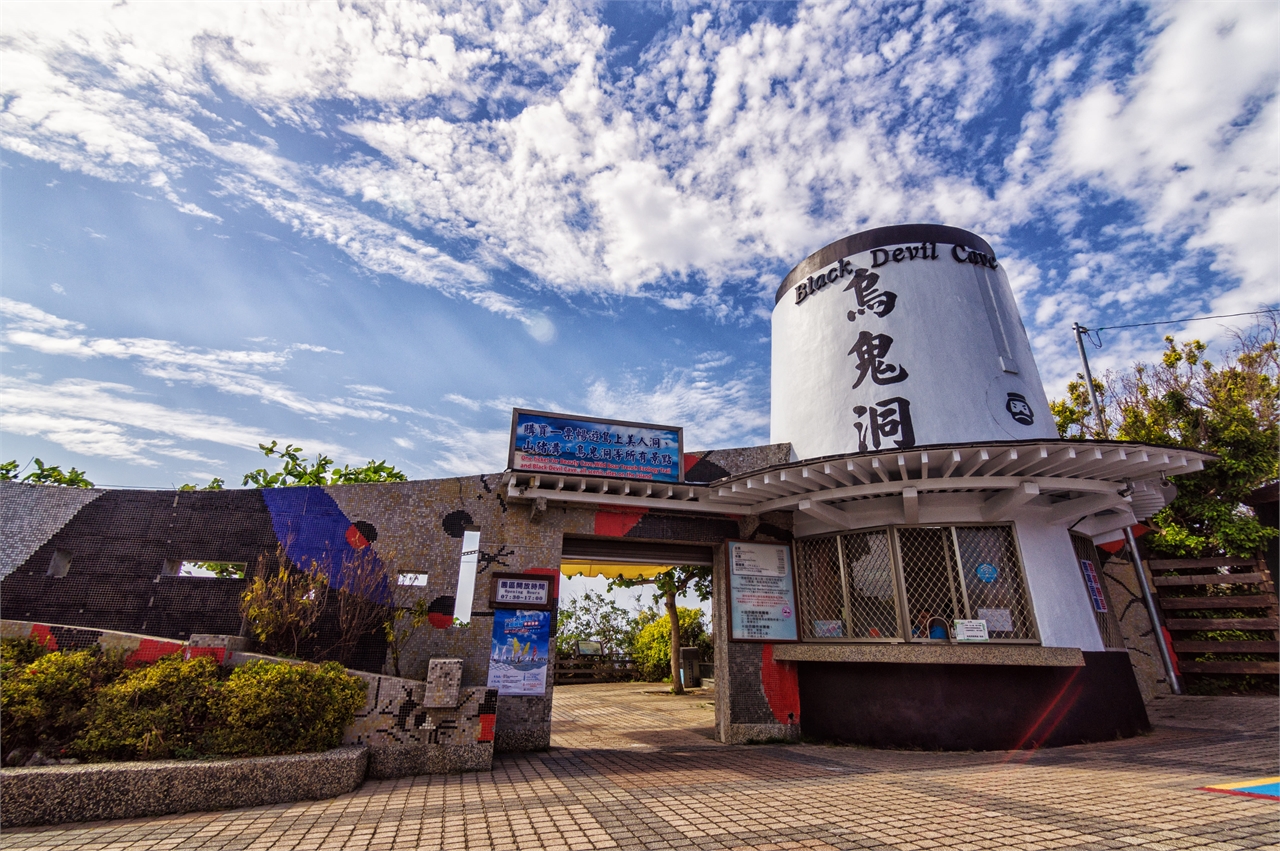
left=940, top=450, right=963, bottom=478
left=979, top=481, right=1040, bottom=521
left=802, top=466, right=840, bottom=488
left=823, top=462, right=854, bottom=486
left=797, top=498, right=857, bottom=530
left=902, top=486, right=919, bottom=524
left=747, top=474, right=1124, bottom=515
left=959, top=449, right=990, bottom=477
left=1044, top=491, right=1130, bottom=525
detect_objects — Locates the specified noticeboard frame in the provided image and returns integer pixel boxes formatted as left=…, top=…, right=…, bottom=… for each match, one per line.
left=507, top=407, right=685, bottom=483
left=489, top=571, right=556, bottom=611
left=724, top=538, right=802, bottom=644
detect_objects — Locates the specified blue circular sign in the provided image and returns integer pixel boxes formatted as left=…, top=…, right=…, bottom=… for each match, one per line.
left=975, top=562, right=998, bottom=583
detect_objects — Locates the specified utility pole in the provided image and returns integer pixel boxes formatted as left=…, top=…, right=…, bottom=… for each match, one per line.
left=1072, top=322, right=1107, bottom=438
left=1073, top=320, right=1182, bottom=695
left=1126, top=525, right=1182, bottom=695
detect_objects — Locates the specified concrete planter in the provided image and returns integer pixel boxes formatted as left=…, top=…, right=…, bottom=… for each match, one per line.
left=0, top=746, right=368, bottom=828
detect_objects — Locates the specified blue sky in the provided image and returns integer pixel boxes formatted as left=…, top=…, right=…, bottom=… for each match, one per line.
left=2, top=0, right=1277, bottom=492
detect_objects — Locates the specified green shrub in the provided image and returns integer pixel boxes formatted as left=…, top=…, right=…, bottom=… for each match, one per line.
left=631, top=607, right=713, bottom=682
left=1, top=637, right=51, bottom=672
left=1, top=649, right=125, bottom=762
left=208, top=660, right=367, bottom=756
left=73, top=655, right=224, bottom=762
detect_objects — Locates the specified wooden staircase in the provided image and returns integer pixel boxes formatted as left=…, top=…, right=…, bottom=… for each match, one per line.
left=1148, top=556, right=1279, bottom=677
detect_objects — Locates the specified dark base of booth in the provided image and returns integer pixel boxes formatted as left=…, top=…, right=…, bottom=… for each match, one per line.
left=797, top=651, right=1148, bottom=751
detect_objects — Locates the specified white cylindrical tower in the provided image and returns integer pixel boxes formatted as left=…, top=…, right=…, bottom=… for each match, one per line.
left=772, top=224, right=1057, bottom=460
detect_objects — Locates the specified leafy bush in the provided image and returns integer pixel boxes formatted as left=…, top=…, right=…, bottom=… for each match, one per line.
left=631, top=607, right=713, bottom=682
left=1, top=648, right=125, bottom=763
left=1, top=637, right=51, bottom=671
left=73, top=655, right=223, bottom=762
left=2, top=649, right=368, bottom=764
left=208, top=660, right=366, bottom=756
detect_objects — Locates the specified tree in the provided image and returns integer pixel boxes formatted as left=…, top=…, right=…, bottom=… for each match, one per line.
left=630, top=606, right=713, bottom=683
left=1, top=458, right=93, bottom=488
left=178, top=478, right=225, bottom=491
left=610, top=565, right=712, bottom=694
left=242, top=441, right=407, bottom=487
left=555, top=591, right=638, bottom=657
left=1051, top=319, right=1279, bottom=558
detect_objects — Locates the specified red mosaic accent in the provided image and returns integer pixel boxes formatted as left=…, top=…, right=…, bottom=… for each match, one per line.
left=760, top=643, right=800, bottom=725
left=184, top=646, right=226, bottom=664
left=125, top=638, right=183, bottom=667
left=28, top=623, right=57, bottom=651
left=477, top=713, right=496, bottom=743
left=593, top=508, right=647, bottom=537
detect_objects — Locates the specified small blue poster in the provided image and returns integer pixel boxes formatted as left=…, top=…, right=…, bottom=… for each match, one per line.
left=487, top=609, right=552, bottom=696
left=509, top=408, right=683, bottom=482
left=974, top=562, right=999, bottom=583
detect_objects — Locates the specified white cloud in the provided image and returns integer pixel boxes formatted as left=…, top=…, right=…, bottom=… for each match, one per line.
left=0, top=374, right=288, bottom=464
left=0, top=297, right=382, bottom=422
left=1054, top=0, right=1279, bottom=308
left=1, top=0, right=1276, bottom=417
left=581, top=356, right=768, bottom=451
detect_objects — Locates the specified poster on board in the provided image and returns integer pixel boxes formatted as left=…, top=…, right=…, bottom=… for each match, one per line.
left=727, top=540, right=799, bottom=642
left=508, top=408, right=683, bottom=483
left=487, top=609, right=552, bottom=695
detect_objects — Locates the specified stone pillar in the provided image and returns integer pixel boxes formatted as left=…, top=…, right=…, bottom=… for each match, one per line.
left=1099, top=555, right=1174, bottom=702
left=713, top=543, right=802, bottom=743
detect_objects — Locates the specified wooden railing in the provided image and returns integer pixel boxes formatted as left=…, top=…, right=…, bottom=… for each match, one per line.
left=1149, top=556, right=1278, bottom=677
left=553, top=655, right=638, bottom=685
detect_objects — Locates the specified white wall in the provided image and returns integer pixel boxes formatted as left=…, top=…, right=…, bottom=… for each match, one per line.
left=1010, top=512, right=1104, bottom=651
left=772, top=234, right=1058, bottom=459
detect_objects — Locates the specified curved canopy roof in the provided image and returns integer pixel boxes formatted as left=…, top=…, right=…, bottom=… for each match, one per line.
left=505, top=439, right=1213, bottom=531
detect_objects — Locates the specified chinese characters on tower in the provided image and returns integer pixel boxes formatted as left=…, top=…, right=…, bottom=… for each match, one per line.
left=841, top=265, right=916, bottom=451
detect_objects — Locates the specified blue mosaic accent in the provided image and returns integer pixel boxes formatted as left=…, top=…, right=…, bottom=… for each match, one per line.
left=260, top=487, right=389, bottom=602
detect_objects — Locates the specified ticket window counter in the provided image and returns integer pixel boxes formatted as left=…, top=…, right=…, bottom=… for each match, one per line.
left=793, top=523, right=1040, bottom=646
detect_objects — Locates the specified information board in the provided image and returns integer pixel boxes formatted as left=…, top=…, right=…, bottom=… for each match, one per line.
left=508, top=408, right=683, bottom=482
left=727, top=540, right=799, bottom=642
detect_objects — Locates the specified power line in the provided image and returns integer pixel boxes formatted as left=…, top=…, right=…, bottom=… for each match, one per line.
left=1093, top=307, right=1278, bottom=333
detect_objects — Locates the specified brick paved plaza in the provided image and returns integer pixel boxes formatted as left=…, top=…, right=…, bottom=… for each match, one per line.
left=2, top=684, right=1276, bottom=850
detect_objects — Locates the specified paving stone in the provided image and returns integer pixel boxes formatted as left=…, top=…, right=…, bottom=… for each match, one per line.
left=2, top=685, right=1277, bottom=850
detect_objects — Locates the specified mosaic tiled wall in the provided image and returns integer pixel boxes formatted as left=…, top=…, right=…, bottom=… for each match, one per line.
left=0, top=483, right=106, bottom=580
left=1, top=461, right=801, bottom=752
left=0, top=485, right=278, bottom=641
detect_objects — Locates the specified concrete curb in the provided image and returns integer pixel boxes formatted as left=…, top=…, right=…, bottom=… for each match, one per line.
left=0, top=746, right=368, bottom=827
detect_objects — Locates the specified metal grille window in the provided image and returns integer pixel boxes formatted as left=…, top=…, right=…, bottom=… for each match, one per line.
left=898, top=527, right=961, bottom=640
left=1069, top=532, right=1126, bottom=649
left=794, top=524, right=1039, bottom=643
left=797, top=531, right=900, bottom=641
left=952, top=526, right=1036, bottom=640
left=796, top=536, right=846, bottom=639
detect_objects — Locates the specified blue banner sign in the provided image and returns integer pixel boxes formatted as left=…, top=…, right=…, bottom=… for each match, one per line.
left=508, top=409, right=683, bottom=482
